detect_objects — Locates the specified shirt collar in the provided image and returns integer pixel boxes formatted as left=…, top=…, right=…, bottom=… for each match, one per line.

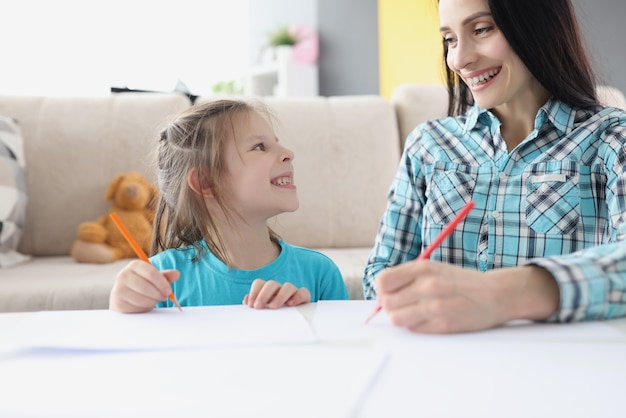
left=463, top=97, right=576, bottom=135
left=464, top=103, right=486, bottom=132
left=537, top=98, right=576, bottom=135
left=464, top=104, right=498, bottom=135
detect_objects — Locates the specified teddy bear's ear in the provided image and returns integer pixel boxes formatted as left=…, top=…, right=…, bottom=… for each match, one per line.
left=105, top=173, right=126, bottom=201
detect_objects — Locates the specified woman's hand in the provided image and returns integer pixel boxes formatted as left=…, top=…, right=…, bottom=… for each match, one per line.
left=375, top=260, right=560, bottom=334
left=243, top=279, right=311, bottom=309
left=109, top=260, right=180, bottom=313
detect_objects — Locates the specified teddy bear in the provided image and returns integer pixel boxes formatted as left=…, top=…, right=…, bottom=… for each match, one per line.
left=70, top=172, right=159, bottom=264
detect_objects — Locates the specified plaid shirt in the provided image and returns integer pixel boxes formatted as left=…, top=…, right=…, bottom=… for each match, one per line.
left=363, top=98, right=626, bottom=322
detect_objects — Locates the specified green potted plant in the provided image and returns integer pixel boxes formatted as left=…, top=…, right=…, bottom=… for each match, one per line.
left=267, top=25, right=298, bottom=47
left=262, top=25, right=300, bottom=64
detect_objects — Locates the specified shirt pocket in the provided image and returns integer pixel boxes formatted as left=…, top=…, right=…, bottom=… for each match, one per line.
left=426, top=166, right=476, bottom=225
left=524, top=166, right=580, bottom=235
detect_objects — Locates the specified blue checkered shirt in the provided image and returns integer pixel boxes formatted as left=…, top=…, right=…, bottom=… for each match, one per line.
left=363, top=98, right=626, bottom=322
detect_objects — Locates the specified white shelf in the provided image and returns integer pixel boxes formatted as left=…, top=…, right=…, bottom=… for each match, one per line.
left=246, top=60, right=318, bottom=97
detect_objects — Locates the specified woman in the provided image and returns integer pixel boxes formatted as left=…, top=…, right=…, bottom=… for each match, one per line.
left=363, top=0, right=626, bottom=333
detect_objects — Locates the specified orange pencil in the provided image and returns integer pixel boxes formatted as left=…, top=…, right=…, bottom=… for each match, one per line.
left=110, top=212, right=182, bottom=311
left=365, top=200, right=475, bottom=324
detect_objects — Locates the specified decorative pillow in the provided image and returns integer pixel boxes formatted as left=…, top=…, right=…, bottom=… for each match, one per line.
left=0, top=115, right=31, bottom=267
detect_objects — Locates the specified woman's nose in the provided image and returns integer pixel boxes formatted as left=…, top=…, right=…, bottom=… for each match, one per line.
left=449, top=39, right=474, bottom=72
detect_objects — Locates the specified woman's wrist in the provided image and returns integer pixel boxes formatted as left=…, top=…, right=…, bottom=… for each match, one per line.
left=488, top=266, right=560, bottom=322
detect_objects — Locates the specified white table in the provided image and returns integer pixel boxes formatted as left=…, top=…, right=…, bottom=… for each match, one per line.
left=1, top=301, right=625, bottom=418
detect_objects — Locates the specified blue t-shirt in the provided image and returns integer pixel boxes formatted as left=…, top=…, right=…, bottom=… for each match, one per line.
left=153, top=240, right=348, bottom=307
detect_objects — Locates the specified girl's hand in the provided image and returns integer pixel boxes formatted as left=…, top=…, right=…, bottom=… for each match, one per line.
left=243, top=279, right=311, bottom=309
left=109, top=260, right=180, bottom=313
left=375, top=260, right=559, bottom=334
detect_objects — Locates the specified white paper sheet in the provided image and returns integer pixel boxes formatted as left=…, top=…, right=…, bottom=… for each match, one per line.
left=357, top=340, right=626, bottom=418
left=312, top=300, right=626, bottom=343
left=0, top=345, right=388, bottom=418
left=1, top=305, right=317, bottom=351
left=309, top=302, right=626, bottom=418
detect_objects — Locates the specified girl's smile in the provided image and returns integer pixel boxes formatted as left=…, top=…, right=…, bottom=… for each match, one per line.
left=270, top=172, right=296, bottom=189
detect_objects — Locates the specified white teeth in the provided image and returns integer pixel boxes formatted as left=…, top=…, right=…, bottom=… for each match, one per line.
left=467, top=68, right=500, bottom=87
left=272, top=177, right=292, bottom=186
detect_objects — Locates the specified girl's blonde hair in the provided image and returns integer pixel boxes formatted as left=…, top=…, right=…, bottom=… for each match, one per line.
left=152, top=98, right=280, bottom=265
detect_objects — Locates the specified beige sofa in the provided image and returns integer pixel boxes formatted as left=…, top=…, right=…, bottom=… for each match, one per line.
left=1, top=84, right=624, bottom=312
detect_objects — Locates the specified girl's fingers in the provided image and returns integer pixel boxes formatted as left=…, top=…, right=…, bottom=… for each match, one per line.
left=245, top=280, right=311, bottom=309
left=266, top=282, right=298, bottom=309
left=110, top=261, right=179, bottom=313
left=252, top=280, right=282, bottom=308
left=116, top=289, right=162, bottom=313
left=246, top=279, right=270, bottom=307
left=126, top=261, right=173, bottom=300
left=285, top=287, right=311, bottom=307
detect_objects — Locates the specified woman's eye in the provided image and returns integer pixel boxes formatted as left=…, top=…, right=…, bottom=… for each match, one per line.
left=443, top=36, right=456, bottom=46
left=475, top=26, right=493, bottom=35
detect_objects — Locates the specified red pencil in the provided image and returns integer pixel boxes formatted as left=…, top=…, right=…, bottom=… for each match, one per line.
left=364, top=200, right=475, bottom=324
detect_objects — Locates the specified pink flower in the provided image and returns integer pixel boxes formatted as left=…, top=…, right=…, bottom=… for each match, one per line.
left=289, top=25, right=319, bottom=65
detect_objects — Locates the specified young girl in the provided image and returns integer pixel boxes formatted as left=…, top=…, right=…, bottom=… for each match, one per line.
left=110, top=99, right=348, bottom=313
left=364, top=0, right=626, bottom=333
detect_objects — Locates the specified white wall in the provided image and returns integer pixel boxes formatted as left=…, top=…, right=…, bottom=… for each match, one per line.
left=317, top=0, right=378, bottom=96
left=3, top=1, right=622, bottom=99
left=0, top=0, right=249, bottom=97
left=572, top=0, right=626, bottom=95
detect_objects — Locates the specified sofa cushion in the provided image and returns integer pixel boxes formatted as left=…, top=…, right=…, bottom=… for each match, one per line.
left=261, top=95, right=401, bottom=249
left=0, top=93, right=192, bottom=257
left=317, top=247, right=370, bottom=300
left=0, top=256, right=119, bottom=311
left=391, top=83, right=448, bottom=149
left=0, top=116, right=30, bottom=267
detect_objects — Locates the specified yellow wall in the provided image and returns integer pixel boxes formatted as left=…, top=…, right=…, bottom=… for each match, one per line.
left=379, top=0, right=444, bottom=99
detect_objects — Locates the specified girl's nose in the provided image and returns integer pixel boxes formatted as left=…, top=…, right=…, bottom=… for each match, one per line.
left=281, top=145, right=294, bottom=162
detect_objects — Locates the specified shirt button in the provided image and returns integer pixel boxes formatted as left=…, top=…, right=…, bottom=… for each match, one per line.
left=498, top=172, right=507, bottom=180
left=480, top=254, right=488, bottom=261
left=492, top=210, right=501, bottom=219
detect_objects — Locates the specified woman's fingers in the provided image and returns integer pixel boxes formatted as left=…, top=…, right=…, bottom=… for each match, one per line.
left=378, top=261, right=507, bottom=333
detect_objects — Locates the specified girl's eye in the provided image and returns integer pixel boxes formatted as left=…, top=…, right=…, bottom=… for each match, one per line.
left=253, top=143, right=265, bottom=151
